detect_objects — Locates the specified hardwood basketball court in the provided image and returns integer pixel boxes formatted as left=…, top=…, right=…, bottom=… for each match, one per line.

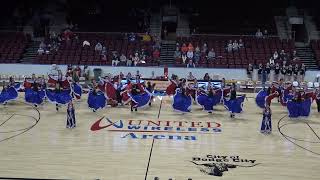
left=0, top=93, right=319, bottom=180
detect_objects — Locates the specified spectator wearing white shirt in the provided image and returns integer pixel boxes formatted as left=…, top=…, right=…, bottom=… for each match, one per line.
left=207, top=48, right=216, bottom=61
left=120, top=54, right=127, bottom=65
left=232, top=40, right=239, bottom=51
left=95, top=42, right=103, bottom=52
left=187, top=50, right=194, bottom=60
left=226, top=40, right=233, bottom=52
left=273, top=51, right=279, bottom=60
left=112, top=53, right=120, bottom=66
left=187, top=72, right=195, bottom=81
left=83, top=40, right=90, bottom=47
left=269, top=57, right=275, bottom=66
left=133, top=53, right=140, bottom=66
left=238, top=39, right=244, bottom=48
left=255, top=29, right=263, bottom=38
left=263, top=29, right=268, bottom=38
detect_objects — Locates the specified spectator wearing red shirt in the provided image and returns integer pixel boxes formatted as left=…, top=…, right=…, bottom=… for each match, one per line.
left=153, top=49, right=160, bottom=64
left=188, top=43, right=194, bottom=52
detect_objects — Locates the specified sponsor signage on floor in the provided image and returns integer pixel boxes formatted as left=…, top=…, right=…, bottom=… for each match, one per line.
left=90, top=117, right=222, bottom=141
left=191, top=154, right=260, bottom=176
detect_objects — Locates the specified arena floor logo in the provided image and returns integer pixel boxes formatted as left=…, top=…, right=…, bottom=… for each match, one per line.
left=90, top=117, right=222, bottom=141
left=191, top=155, right=260, bottom=176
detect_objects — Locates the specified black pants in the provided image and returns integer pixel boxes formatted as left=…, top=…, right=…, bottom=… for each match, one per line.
left=116, top=90, right=122, bottom=103
left=317, top=99, right=320, bottom=112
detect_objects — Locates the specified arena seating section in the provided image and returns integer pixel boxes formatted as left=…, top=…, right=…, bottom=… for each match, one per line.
left=311, top=40, right=320, bottom=67
left=176, top=35, right=295, bottom=68
left=0, top=32, right=28, bottom=63
left=37, top=33, right=159, bottom=66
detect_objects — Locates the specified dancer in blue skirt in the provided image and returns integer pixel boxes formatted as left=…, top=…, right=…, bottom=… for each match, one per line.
left=46, top=70, right=72, bottom=111
left=129, top=75, right=151, bottom=111
left=172, top=79, right=192, bottom=113
left=287, top=89, right=312, bottom=118
left=0, top=77, right=19, bottom=105
left=24, top=75, right=45, bottom=107
left=223, top=83, right=246, bottom=118
left=87, top=80, right=106, bottom=112
left=260, top=105, right=272, bottom=134
left=196, top=82, right=221, bottom=113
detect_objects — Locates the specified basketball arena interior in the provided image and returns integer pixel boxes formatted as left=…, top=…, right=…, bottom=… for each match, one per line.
left=0, top=0, right=320, bottom=180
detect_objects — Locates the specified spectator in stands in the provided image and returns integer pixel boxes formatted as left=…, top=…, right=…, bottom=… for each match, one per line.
left=273, top=51, right=279, bottom=60
left=95, top=42, right=103, bottom=52
left=195, top=45, right=200, bottom=53
left=274, top=63, right=280, bottom=81
left=203, top=73, right=211, bottom=81
left=182, top=53, right=187, bottom=64
left=187, top=72, right=195, bottom=81
left=207, top=48, right=216, bottom=61
left=133, top=52, right=140, bottom=66
left=238, top=39, right=244, bottom=48
left=142, top=32, right=151, bottom=42
left=188, top=43, right=194, bottom=52
left=257, top=63, right=263, bottom=81
left=232, top=40, right=239, bottom=51
left=153, top=49, right=160, bottom=64
left=83, top=40, right=90, bottom=47
left=174, top=47, right=181, bottom=59
left=150, top=71, right=156, bottom=79
left=255, top=29, right=263, bottom=38
left=62, top=29, right=73, bottom=41
left=153, top=36, right=161, bottom=50
left=187, top=49, right=194, bottom=60
left=38, top=47, right=45, bottom=55
left=136, top=70, right=142, bottom=78
left=269, top=57, right=275, bottom=66
left=287, top=64, right=293, bottom=81
left=194, top=46, right=201, bottom=64
left=247, top=64, right=253, bottom=80
left=299, top=63, right=306, bottom=82
left=126, top=72, right=132, bottom=80
left=181, top=43, right=188, bottom=54
left=128, top=32, right=136, bottom=42
left=280, top=64, right=287, bottom=80
left=226, top=40, right=233, bottom=53
left=127, top=54, right=133, bottom=67
left=263, top=29, right=268, bottom=38
left=102, top=46, right=107, bottom=55
left=279, top=50, right=287, bottom=61
left=266, top=63, right=271, bottom=81
left=120, top=54, right=127, bottom=66
left=187, top=60, right=195, bottom=68
left=293, top=64, right=299, bottom=80
left=292, top=50, right=298, bottom=59
left=83, top=65, right=90, bottom=82
left=140, top=48, right=147, bottom=62
left=112, top=52, right=120, bottom=66
left=39, top=41, right=46, bottom=49
left=201, top=43, right=208, bottom=54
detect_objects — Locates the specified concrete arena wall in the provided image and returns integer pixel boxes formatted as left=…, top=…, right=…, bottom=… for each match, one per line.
left=0, top=64, right=319, bottom=82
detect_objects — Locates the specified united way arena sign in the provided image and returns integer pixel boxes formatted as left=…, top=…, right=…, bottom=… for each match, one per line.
left=91, top=117, right=222, bottom=141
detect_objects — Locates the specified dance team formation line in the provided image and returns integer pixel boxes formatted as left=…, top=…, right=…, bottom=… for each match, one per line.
left=0, top=66, right=319, bottom=133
